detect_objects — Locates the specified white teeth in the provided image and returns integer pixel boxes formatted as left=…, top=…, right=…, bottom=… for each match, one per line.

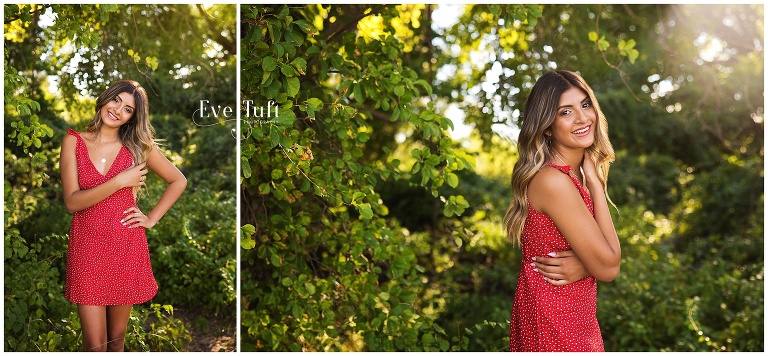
left=573, top=126, right=589, bottom=134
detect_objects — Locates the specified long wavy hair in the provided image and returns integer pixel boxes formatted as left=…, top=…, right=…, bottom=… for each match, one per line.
left=503, top=70, right=615, bottom=246
left=86, top=80, right=155, bottom=165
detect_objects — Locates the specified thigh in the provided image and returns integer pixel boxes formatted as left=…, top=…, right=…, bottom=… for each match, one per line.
left=77, top=304, right=107, bottom=351
left=106, top=304, right=133, bottom=342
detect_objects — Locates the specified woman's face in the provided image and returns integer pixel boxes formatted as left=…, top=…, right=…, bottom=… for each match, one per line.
left=100, top=91, right=136, bottom=128
left=547, top=87, right=596, bottom=150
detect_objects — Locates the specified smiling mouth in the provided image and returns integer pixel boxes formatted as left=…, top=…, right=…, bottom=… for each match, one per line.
left=572, top=125, right=590, bottom=135
left=107, top=112, right=119, bottom=121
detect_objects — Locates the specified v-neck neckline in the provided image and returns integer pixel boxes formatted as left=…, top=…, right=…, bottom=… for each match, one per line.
left=80, top=133, right=126, bottom=177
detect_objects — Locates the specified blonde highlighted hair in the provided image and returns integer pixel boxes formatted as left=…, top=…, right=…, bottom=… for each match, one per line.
left=86, top=80, right=156, bottom=165
left=503, top=70, right=615, bottom=246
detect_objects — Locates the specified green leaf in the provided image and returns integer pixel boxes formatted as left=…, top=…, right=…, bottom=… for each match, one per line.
left=286, top=77, right=300, bottom=98
left=304, top=282, right=316, bottom=295
left=353, top=83, right=364, bottom=103
left=306, top=97, right=323, bottom=111
left=598, top=36, right=610, bottom=51
left=393, top=85, right=405, bottom=97
left=280, top=63, right=296, bottom=77
left=446, top=172, right=459, bottom=188
left=413, top=79, right=433, bottom=96
left=241, top=236, right=256, bottom=250
left=241, top=224, right=256, bottom=236
left=241, top=156, right=252, bottom=178
left=272, top=105, right=296, bottom=126
left=291, top=57, right=307, bottom=75
left=588, top=31, right=598, bottom=42
left=292, top=19, right=317, bottom=34
left=262, top=56, right=278, bottom=72
left=356, top=203, right=373, bottom=220
left=270, top=251, right=283, bottom=267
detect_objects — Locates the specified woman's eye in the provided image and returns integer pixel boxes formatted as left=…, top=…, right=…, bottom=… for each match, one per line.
left=582, top=102, right=592, bottom=108
left=560, top=109, right=572, bottom=116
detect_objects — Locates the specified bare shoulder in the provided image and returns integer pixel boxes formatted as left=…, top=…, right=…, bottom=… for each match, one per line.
left=528, top=166, right=580, bottom=213
left=146, top=143, right=163, bottom=161
left=62, top=131, right=78, bottom=146
left=529, top=166, right=573, bottom=194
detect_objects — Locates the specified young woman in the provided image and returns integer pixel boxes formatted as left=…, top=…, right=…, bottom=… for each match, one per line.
left=504, top=70, right=621, bottom=351
left=60, top=80, right=187, bottom=351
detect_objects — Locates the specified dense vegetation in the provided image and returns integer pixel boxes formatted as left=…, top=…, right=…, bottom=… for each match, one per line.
left=4, top=4, right=236, bottom=351
left=240, top=4, right=763, bottom=351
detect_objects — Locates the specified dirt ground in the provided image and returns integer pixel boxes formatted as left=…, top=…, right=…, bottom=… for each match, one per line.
left=174, top=308, right=236, bottom=352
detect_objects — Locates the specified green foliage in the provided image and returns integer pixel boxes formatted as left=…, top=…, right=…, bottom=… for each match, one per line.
left=240, top=4, right=762, bottom=352
left=124, top=304, right=193, bottom=351
left=239, top=4, right=503, bottom=350
left=4, top=230, right=79, bottom=351
left=146, top=181, right=237, bottom=316
left=4, top=4, right=236, bottom=350
left=598, top=206, right=763, bottom=351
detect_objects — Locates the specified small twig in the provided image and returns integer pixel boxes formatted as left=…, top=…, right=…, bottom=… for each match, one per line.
left=593, top=5, right=642, bottom=102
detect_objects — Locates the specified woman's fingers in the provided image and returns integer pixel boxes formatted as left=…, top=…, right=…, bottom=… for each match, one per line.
left=544, top=277, right=569, bottom=286
left=121, top=207, right=144, bottom=227
left=532, top=250, right=590, bottom=285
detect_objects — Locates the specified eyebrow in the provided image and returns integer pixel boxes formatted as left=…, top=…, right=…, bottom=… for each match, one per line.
left=557, top=96, right=590, bottom=110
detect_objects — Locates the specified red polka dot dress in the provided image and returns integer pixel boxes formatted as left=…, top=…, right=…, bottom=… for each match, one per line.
left=509, top=163, right=603, bottom=352
left=64, top=129, right=158, bottom=306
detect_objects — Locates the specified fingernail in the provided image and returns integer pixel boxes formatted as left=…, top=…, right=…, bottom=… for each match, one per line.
left=533, top=268, right=538, bottom=272
left=548, top=252, right=556, bottom=257
left=531, top=257, right=536, bottom=261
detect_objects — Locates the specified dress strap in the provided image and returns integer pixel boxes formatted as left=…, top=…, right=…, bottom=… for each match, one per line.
left=67, top=128, right=81, bottom=139
left=544, top=161, right=571, bottom=175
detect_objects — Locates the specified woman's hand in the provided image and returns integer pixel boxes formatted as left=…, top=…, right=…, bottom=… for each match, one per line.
left=581, top=151, right=599, bottom=186
left=532, top=250, right=590, bottom=286
left=114, top=162, right=148, bottom=189
left=121, top=206, right=157, bottom=229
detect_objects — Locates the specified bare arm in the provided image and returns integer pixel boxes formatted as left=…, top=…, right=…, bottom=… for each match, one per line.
left=528, top=162, right=620, bottom=282
left=581, top=153, right=621, bottom=280
left=60, top=134, right=148, bottom=213
left=121, top=145, right=187, bottom=229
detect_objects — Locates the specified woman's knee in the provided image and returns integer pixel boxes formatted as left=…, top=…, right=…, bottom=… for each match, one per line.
left=82, top=337, right=108, bottom=352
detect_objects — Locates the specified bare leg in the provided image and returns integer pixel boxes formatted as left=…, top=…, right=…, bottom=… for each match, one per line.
left=78, top=305, right=107, bottom=352
left=105, top=304, right=133, bottom=352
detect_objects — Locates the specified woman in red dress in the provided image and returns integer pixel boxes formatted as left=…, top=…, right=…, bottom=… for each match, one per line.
left=504, top=70, right=621, bottom=351
left=60, top=80, right=187, bottom=351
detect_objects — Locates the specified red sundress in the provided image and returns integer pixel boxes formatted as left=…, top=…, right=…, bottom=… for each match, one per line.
left=64, top=128, right=157, bottom=306
left=509, top=162, right=603, bottom=352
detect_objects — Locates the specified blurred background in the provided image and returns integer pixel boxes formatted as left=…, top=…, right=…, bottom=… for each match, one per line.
left=240, top=4, right=763, bottom=351
left=4, top=4, right=236, bottom=351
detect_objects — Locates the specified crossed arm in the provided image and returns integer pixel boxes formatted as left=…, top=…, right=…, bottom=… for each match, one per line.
left=527, top=154, right=621, bottom=284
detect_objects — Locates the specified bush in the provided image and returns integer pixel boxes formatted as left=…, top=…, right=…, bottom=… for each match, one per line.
left=145, top=179, right=236, bottom=316
left=599, top=206, right=764, bottom=351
